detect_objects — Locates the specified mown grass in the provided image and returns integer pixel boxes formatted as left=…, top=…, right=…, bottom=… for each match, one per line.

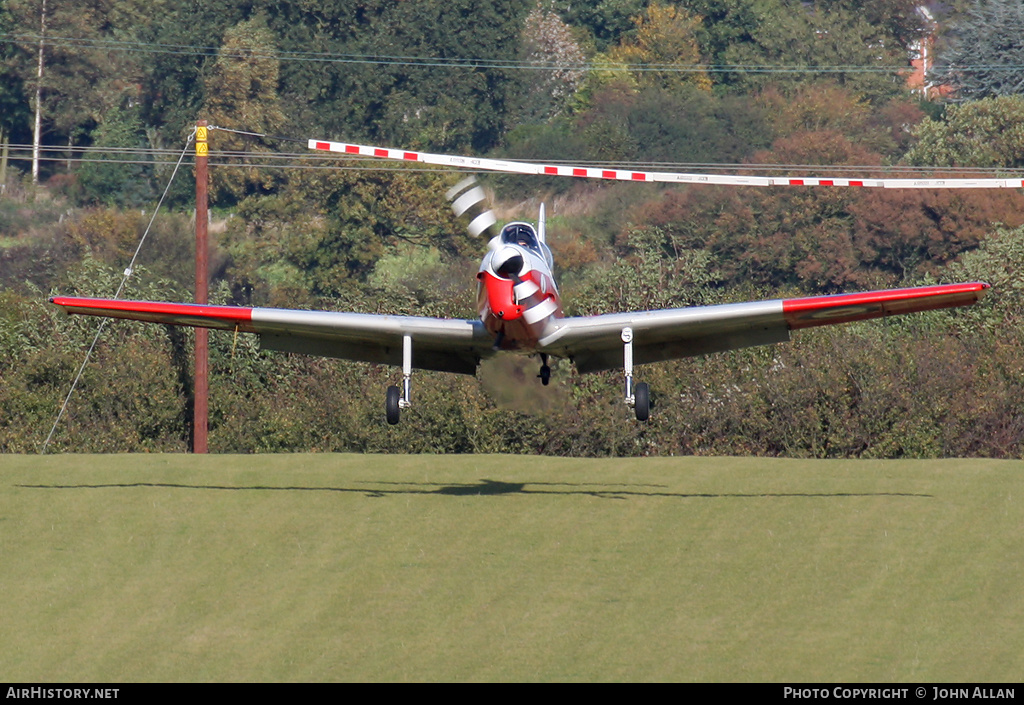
left=1, top=454, right=1021, bottom=682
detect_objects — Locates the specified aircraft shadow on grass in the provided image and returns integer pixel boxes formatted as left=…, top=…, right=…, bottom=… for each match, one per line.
left=16, top=479, right=932, bottom=500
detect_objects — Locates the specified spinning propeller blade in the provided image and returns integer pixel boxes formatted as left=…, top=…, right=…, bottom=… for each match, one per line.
left=445, top=176, right=498, bottom=238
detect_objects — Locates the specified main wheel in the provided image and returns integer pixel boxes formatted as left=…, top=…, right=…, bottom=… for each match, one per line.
left=386, top=385, right=401, bottom=425
left=634, top=382, right=650, bottom=422
left=538, top=364, right=551, bottom=386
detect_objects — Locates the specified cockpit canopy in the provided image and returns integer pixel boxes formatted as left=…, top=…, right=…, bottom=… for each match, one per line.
left=500, top=223, right=539, bottom=252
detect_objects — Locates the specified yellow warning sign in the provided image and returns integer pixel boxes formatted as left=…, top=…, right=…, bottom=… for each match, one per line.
left=196, top=142, right=208, bottom=157
left=196, top=126, right=208, bottom=142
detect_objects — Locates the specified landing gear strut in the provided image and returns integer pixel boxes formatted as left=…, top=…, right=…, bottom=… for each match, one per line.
left=622, top=327, right=650, bottom=421
left=386, top=334, right=413, bottom=425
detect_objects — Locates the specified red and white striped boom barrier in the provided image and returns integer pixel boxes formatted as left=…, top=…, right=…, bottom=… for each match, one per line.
left=309, top=138, right=1024, bottom=189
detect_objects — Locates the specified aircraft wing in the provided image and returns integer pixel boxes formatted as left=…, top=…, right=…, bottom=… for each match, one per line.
left=49, top=297, right=495, bottom=375
left=51, top=282, right=988, bottom=376
left=536, top=282, right=990, bottom=373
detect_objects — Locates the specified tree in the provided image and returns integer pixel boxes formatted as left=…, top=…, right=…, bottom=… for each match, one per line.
left=574, top=84, right=768, bottom=164
left=6, top=0, right=142, bottom=185
left=74, top=104, right=154, bottom=207
left=513, top=4, right=586, bottom=123
left=639, top=125, right=1024, bottom=293
left=202, top=14, right=287, bottom=204
left=362, top=0, right=532, bottom=151
left=219, top=165, right=472, bottom=309
left=0, top=1, right=31, bottom=178
left=756, top=81, right=927, bottom=160
left=133, top=0, right=247, bottom=141
left=828, top=0, right=926, bottom=49
left=848, top=188, right=1024, bottom=282
left=903, top=95, right=1024, bottom=169
left=555, top=0, right=650, bottom=51
left=946, top=223, right=1024, bottom=330
left=688, top=0, right=909, bottom=101
left=934, top=0, right=1024, bottom=99
left=603, top=2, right=710, bottom=92
left=566, top=225, right=722, bottom=315
left=577, top=1, right=711, bottom=99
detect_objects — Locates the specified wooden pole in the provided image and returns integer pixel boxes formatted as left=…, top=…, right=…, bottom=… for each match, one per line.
left=194, top=121, right=209, bottom=453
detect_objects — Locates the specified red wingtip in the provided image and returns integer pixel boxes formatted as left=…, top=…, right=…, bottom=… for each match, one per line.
left=50, top=297, right=254, bottom=330
left=783, top=282, right=990, bottom=330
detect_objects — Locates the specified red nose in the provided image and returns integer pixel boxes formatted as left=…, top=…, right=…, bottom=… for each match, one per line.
left=480, top=272, right=524, bottom=321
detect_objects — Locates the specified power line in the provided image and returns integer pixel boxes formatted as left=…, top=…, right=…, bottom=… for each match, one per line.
left=4, top=142, right=1022, bottom=178
left=6, top=31, right=1023, bottom=76
left=0, top=32, right=928, bottom=75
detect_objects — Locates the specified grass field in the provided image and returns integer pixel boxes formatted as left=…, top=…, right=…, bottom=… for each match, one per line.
left=1, top=453, right=1021, bottom=682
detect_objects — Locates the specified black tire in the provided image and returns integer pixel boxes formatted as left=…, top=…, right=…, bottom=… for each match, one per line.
left=539, top=364, right=551, bottom=386
left=634, top=382, right=650, bottom=422
left=386, top=385, right=401, bottom=425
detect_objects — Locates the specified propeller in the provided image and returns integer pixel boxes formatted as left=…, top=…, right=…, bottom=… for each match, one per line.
left=446, top=176, right=498, bottom=239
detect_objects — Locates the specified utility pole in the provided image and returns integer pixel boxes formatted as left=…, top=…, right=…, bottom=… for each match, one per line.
left=194, top=120, right=209, bottom=453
